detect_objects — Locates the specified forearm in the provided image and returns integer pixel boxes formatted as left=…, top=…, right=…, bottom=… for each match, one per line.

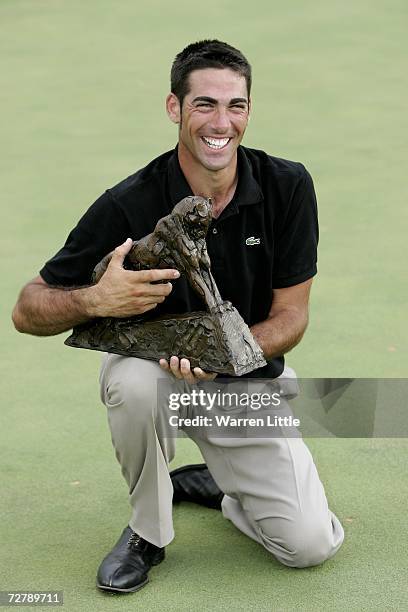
left=12, top=283, right=97, bottom=336
left=250, top=306, right=309, bottom=360
left=12, top=251, right=178, bottom=337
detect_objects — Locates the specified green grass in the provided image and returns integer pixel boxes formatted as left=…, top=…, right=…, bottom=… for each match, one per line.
left=1, top=1, right=407, bottom=610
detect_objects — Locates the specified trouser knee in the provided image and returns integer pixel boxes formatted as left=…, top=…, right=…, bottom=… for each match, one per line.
left=258, top=516, right=341, bottom=568
left=100, top=356, right=164, bottom=424
left=106, top=378, right=156, bottom=423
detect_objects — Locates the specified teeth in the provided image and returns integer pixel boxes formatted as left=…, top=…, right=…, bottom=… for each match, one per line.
left=202, top=137, right=230, bottom=149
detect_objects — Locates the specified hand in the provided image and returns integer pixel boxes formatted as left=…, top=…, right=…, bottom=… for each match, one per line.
left=159, top=356, right=217, bottom=383
left=87, top=238, right=180, bottom=318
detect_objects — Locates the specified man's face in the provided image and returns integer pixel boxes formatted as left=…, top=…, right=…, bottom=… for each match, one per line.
left=167, top=68, right=250, bottom=172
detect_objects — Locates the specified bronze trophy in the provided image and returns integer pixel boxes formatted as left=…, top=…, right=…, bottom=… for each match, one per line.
left=65, top=196, right=266, bottom=376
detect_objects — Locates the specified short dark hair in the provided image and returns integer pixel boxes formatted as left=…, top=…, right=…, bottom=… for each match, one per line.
left=170, top=39, right=252, bottom=108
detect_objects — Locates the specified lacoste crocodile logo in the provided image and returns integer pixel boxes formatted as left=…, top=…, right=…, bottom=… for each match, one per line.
left=245, top=236, right=261, bottom=246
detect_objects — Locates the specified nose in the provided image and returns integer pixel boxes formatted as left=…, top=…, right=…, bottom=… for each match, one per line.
left=210, top=106, right=230, bottom=133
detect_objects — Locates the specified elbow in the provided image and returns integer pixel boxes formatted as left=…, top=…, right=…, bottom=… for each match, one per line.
left=11, top=277, right=51, bottom=336
left=12, top=302, right=36, bottom=335
left=282, top=308, right=309, bottom=353
left=12, top=303, right=28, bottom=333
left=294, top=311, right=309, bottom=346
left=300, top=310, right=310, bottom=336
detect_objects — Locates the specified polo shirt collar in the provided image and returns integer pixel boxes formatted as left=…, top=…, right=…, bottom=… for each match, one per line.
left=167, top=145, right=263, bottom=208
left=167, top=146, right=194, bottom=205
left=232, top=145, right=264, bottom=207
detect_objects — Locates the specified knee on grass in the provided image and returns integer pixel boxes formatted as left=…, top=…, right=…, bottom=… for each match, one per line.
left=258, top=517, right=336, bottom=569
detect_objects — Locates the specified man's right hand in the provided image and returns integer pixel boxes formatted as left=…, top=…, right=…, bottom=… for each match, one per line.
left=12, top=238, right=179, bottom=336
left=88, top=238, right=180, bottom=318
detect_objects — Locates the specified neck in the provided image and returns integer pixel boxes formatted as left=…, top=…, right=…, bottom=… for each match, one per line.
left=178, top=143, right=238, bottom=217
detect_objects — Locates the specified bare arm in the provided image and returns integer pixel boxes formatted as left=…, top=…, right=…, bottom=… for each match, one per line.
left=250, top=278, right=313, bottom=360
left=12, top=238, right=180, bottom=337
left=12, top=275, right=96, bottom=336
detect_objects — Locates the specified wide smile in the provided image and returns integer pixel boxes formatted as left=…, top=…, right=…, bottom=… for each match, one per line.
left=201, top=136, right=231, bottom=150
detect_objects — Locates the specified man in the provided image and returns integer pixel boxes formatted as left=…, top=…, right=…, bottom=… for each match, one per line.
left=12, top=40, right=344, bottom=593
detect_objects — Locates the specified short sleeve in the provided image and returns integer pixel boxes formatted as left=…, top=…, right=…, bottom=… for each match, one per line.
left=272, top=166, right=319, bottom=288
left=39, top=191, right=129, bottom=287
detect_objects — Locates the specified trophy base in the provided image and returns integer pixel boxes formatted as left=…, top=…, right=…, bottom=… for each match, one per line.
left=65, top=301, right=266, bottom=377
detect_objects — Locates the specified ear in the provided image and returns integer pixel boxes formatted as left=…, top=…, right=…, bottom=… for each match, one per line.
left=166, top=93, right=181, bottom=124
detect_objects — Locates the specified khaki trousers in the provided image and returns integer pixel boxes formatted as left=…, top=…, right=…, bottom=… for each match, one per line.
left=99, top=354, right=344, bottom=568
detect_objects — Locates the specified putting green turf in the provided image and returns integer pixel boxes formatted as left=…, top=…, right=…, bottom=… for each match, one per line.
left=1, top=0, right=407, bottom=610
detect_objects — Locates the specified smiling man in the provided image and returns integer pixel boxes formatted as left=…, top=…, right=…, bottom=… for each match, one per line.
left=166, top=66, right=249, bottom=204
left=12, top=40, right=344, bottom=593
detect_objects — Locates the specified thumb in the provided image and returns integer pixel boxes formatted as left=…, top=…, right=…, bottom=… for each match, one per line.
left=111, top=238, right=133, bottom=267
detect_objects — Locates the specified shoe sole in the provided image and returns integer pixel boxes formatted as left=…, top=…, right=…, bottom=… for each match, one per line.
left=96, top=577, right=149, bottom=593
left=96, top=552, right=165, bottom=593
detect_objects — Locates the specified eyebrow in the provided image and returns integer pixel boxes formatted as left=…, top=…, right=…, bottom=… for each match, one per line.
left=192, top=96, right=248, bottom=105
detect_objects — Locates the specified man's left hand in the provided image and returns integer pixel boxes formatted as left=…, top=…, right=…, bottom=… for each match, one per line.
left=159, top=356, right=217, bottom=383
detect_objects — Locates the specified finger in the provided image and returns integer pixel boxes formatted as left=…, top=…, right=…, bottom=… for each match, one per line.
left=138, top=282, right=174, bottom=298
left=180, top=358, right=191, bottom=374
left=110, top=238, right=133, bottom=268
left=136, top=268, right=180, bottom=283
left=117, top=278, right=172, bottom=300
left=159, top=358, right=170, bottom=371
left=169, top=356, right=183, bottom=379
left=137, top=302, right=158, bottom=312
left=142, top=296, right=166, bottom=306
left=193, top=367, right=217, bottom=381
left=180, top=358, right=197, bottom=384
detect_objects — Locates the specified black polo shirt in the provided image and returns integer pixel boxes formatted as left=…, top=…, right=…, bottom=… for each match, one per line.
left=40, top=145, right=318, bottom=378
